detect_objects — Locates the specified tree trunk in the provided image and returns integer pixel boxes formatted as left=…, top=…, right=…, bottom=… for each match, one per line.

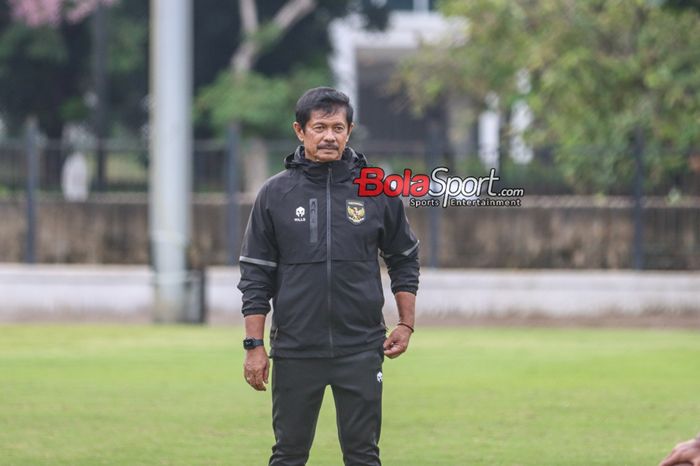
left=230, top=0, right=316, bottom=75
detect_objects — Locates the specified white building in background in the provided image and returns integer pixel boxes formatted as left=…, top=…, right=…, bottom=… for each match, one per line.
left=510, top=100, right=534, bottom=164
left=329, top=0, right=533, bottom=166
left=510, top=69, right=534, bottom=164
left=329, top=3, right=459, bottom=152
left=330, top=6, right=450, bottom=123
left=478, top=93, right=500, bottom=170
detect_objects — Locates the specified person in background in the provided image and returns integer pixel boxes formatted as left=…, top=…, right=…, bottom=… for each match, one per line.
left=659, top=434, right=700, bottom=466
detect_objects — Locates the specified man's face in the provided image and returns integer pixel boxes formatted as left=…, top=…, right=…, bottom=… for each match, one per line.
left=293, top=108, right=353, bottom=163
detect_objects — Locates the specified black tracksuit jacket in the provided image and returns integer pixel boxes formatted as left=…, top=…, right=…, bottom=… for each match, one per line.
left=238, top=146, right=420, bottom=358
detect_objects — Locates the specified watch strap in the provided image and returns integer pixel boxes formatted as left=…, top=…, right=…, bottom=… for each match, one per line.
left=243, top=338, right=264, bottom=350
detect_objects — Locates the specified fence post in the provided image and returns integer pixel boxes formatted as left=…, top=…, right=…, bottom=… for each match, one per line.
left=632, top=127, right=645, bottom=270
left=426, top=118, right=441, bottom=268
left=25, top=118, right=39, bottom=264
left=92, top=2, right=109, bottom=191
left=226, top=124, right=241, bottom=266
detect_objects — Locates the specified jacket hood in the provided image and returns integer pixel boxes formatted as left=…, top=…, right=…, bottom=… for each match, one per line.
left=283, top=145, right=368, bottom=184
left=284, top=145, right=368, bottom=169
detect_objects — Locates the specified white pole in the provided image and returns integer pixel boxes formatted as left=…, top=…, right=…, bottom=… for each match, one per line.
left=149, top=0, right=193, bottom=322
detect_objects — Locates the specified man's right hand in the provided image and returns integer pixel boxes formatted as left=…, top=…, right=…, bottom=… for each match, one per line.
left=659, top=436, right=700, bottom=466
left=243, top=346, right=269, bottom=391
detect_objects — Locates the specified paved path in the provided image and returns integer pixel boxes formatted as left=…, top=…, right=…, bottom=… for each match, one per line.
left=0, top=264, right=698, bottom=324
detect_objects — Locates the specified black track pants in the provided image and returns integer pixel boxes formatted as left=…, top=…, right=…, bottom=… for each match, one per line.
left=268, top=348, right=384, bottom=466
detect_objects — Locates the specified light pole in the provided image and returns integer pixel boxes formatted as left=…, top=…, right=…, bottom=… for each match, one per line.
left=149, top=0, right=199, bottom=322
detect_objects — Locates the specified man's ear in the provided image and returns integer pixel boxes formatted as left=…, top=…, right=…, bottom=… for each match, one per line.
left=293, top=122, right=304, bottom=142
left=347, top=122, right=354, bottom=138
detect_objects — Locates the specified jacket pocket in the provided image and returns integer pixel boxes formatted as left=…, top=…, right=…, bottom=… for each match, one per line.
left=331, top=260, right=385, bottom=336
left=272, top=261, right=328, bottom=349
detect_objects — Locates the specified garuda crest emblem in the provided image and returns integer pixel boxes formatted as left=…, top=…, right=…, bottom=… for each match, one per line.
left=346, top=200, right=366, bottom=225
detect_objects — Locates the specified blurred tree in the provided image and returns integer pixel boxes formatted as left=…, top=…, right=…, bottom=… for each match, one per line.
left=105, top=0, right=148, bottom=139
left=396, top=0, right=700, bottom=194
left=0, top=3, right=88, bottom=137
left=0, top=0, right=387, bottom=139
left=663, top=0, right=700, bottom=13
left=195, top=0, right=388, bottom=138
left=7, top=0, right=117, bottom=26
left=0, top=0, right=145, bottom=139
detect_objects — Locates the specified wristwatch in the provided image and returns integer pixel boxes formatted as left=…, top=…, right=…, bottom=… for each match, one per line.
left=243, top=337, right=265, bottom=350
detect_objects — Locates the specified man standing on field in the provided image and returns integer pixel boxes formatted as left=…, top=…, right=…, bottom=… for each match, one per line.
left=238, top=87, right=420, bottom=466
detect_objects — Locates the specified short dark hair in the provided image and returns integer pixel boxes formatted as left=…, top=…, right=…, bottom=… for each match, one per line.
left=295, top=87, right=354, bottom=130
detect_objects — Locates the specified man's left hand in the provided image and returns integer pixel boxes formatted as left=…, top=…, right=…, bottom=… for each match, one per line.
left=383, top=325, right=412, bottom=359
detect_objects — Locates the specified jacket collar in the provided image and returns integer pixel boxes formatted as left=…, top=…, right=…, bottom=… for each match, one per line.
left=283, top=145, right=368, bottom=184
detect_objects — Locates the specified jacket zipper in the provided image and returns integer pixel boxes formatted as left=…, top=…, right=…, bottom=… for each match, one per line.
left=326, top=165, right=334, bottom=357
left=309, top=198, right=318, bottom=243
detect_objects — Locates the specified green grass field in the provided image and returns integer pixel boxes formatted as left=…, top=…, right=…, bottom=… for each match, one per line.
left=1, top=325, right=698, bottom=465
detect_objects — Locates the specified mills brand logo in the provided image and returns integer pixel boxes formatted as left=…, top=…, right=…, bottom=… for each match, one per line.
left=294, top=206, right=306, bottom=222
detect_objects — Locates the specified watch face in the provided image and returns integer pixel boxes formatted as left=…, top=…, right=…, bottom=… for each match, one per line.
left=243, top=338, right=262, bottom=350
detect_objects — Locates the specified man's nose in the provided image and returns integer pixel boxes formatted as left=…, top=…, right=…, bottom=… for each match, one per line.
left=322, top=129, right=336, bottom=141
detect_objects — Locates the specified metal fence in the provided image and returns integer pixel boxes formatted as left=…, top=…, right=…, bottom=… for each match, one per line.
left=3, top=129, right=700, bottom=270
left=0, top=137, right=436, bottom=195
left=2, top=134, right=698, bottom=197
left=0, top=138, right=234, bottom=195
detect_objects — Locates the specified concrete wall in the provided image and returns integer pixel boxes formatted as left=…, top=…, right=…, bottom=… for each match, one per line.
left=1, top=265, right=698, bottom=323
left=1, top=195, right=699, bottom=269
left=424, top=198, right=700, bottom=269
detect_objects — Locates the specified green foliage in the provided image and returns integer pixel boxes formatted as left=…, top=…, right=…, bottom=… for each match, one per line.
left=250, top=23, right=284, bottom=55
left=0, top=0, right=388, bottom=139
left=196, top=65, right=331, bottom=138
left=0, top=0, right=148, bottom=138
left=59, top=95, right=90, bottom=122
left=108, top=6, right=148, bottom=75
left=1, top=325, right=698, bottom=464
left=0, top=20, right=87, bottom=136
left=398, top=1, right=700, bottom=194
left=105, top=0, right=149, bottom=137
left=6, top=26, right=67, bottom=62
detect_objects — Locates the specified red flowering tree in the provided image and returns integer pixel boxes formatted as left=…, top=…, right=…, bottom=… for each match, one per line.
left=8, top=0, right=118, bottom=27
